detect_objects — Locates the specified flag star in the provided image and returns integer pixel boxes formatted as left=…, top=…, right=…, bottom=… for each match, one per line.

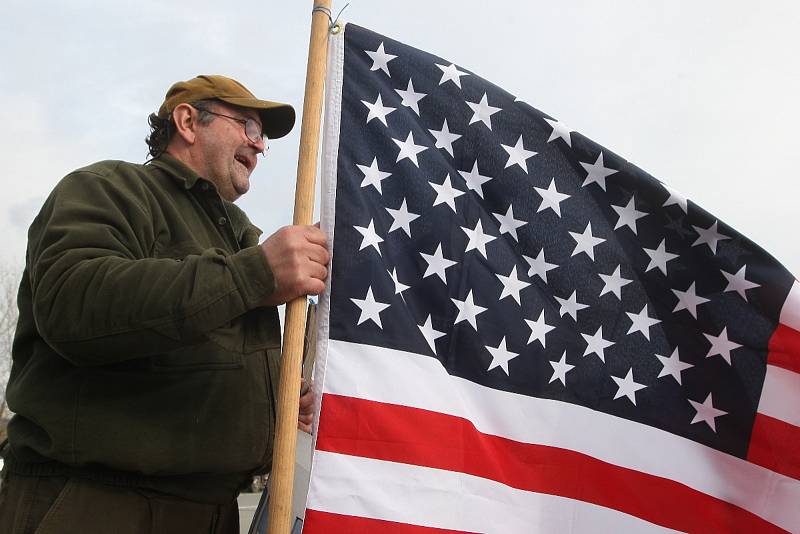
left=356, top=157, right=391, bottom=194
left=492, top=205, right=527, bottom=241
left=692, top=221, right=730, bottom=254
left=555, top=290, right=589, bottom=321
left=544, top=117, right=573, bottom=146
left=612, top=197, right=648, bottom=234
left=689, top=393, right=727, bottom=433
left=598, top=265, right=633, bottom=300
left=430, top=174, right=465, bottom=212
left=569, top=222, right=605, bottom=260
left=466, top=92, right=502, bottom=130
left=361, top=93, right=395, bottom=126
left=580, top=152, right=617, bottom=191
left=420, top=244, right=458, bottom=283
left=436, top=63, right=469, bottom=88
left=386, top=199, right=420, bottom=237
left=392, top=131, right=428, bottom=167
left=662, top=183, right=688, bottom=213
left=525, top=309, right=555, bottom=347
left=523, top=248, right=558, bottom=283
left=452, top=290, right=487, bottom=330
left=626, top=304, right=661, bottom=340
left=486, top=337, right=518, bottom=375
left=534, top=178, right=570, bottom=217
left=395, top=78, right=427, bottom=115
left=351, top=287, right=390, bottom=328
left=429, top=118, right=462, bottom=157
left=496, top=266, right=530, bottom=304
left=612, top=369, right=647, bottom=405
left=501, top=135, right=537, bottom=173
left=581, top=326, right=615, bottom=363
left=653, top=347, right=693, bottom=385
left=389, top=268, right=410, bottom=296
left=418, top=315, right=446, bottom=355
left=643, top=239, right=679, bottom=275
left=365, top=42, right=396, bottom=76
left=721, top=265, right=760, bottom=301
left=549, top=351, right=575, bottom=386
left=461, top=219, right=496, bottom=258
left=672, top=282, right=710, bottom=319
left=704, top=327, right=742, bottom=365
left=458, top=161, right=493, bottom=198
left=354, top=219, right=383, bottom=255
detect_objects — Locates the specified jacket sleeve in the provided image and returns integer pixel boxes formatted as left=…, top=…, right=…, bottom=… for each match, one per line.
left=28, top=169, right=276, bottom=366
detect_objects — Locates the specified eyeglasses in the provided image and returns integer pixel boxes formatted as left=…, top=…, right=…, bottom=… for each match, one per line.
left=193, top=106, right=268, bottom=148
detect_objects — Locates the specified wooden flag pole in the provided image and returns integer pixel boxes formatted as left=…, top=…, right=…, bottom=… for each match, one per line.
left=267, top=1, right=332, bottom=532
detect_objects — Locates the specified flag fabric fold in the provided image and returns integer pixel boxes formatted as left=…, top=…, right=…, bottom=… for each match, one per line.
left=304, top=22, right=800, bottom=533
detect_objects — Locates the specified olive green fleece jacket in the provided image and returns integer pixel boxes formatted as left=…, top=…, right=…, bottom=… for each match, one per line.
left=4, top=154, right=283, bottom=503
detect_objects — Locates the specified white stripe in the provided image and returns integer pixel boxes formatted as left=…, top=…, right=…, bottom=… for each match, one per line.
left=319, top=339, right=800, bottom=532
left=307, top=450, right=679, bottom=534
left=759, top=363, right=800, bottom=426
left=780, top=280, right=800, bottom=332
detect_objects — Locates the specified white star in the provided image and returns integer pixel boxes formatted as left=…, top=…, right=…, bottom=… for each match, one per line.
left=704, top=327, right=742, bottom=365
left=458, top=161, right=493, bottom=198
left=655, top=347, right=693, bottom=385
left=466, top=92, right=502, bottom=130
left=525, top=309, right=555, bottom=347
left=555, top=290, right=588, bottom=321
left=662, top=183, right=688, bottom=213
left=452, top=290, right=487, bottom=330
left=386, top=199, right=420, bottom=237
left=721, top=265, right=760, bottom=301
left=430, top=174, right=465, bottom=212
left=612, top=196, right=648, bottom=234
left=689, top=393, right=727, bottom=432
left=356, top=157, right=391, bottom=194
left=365, top=42, right=396, bottom=76
left=523, top=248, right=558, bottom=283
left=643, top=239, right=679, bottom=275
left=461, top=219, right=496, bottom=258
left=420, top=244, right=457, bottom=283
left=549, top=351, right=575, bottom=386
left=361, top=93, right=395, bottom=126
left=569, top=222, right=605, bottom=260
left=418, top=315, right=445, bottom=355
left=501, top=135, right=537, bottom=173
left=351, top=287, right=390, bottom=328
left=395, top=78, right=426, bottom=115
left=672, top=282, right=710, bottom=319
left=429, top=118, right=461, bottom=157
left=496, top=266, right=530, bottom=304
left=533, top=178, right=570, bottom=217
left=436, top=63, right=469, bottom=88
left=392, top=131, right=428, bottom=167
left=581, top=326, right=615, bottom=363
left=389, top=268, right=410, bottom=296
left=692, top=221, right=729, bottom=254
left=544, top=117, right=573, bottom=146
left=486, top=337, right=518, bottom=375
left=580, top=152, right=617, bottom=191
left=598, top=265, right=632, bottom=300
left=492, top=205, right=527, bottom=241
left=626, top=304, right=661, bottom=340
left=612, top=369, right=647, bottom=405
left=354, top=219, right=383, bottom=255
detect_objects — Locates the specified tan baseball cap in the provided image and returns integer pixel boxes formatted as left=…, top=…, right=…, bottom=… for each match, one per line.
left=158, top=74, right=296, bottom=139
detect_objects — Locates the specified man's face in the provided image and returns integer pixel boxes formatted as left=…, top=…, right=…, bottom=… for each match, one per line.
left=193, top=103, right=265, bottom=202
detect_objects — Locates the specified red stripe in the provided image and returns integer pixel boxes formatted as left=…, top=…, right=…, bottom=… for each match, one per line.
left=768, top=324, right=800, bottom=374
left=747, top=413, right=800, bottom=480
left=314, top=394, right=784, bottom=534
left=303, top=509, right=474, bottom=534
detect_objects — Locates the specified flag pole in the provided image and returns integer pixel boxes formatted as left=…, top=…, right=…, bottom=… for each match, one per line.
left=267, top=1, right=332, bottom=532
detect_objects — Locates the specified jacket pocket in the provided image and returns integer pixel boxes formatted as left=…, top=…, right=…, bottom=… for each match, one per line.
left=149, top=341, right=243, bottom=372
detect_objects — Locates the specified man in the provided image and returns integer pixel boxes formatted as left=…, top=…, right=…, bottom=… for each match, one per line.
left=0, top=75, right=329, bottom=533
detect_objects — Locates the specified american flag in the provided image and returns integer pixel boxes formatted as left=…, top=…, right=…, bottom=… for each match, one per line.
left=303, top=23, right=800, bottom=533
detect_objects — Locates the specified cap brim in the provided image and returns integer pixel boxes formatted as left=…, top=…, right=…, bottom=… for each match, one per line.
left=220, top=97, right=296, bottom=139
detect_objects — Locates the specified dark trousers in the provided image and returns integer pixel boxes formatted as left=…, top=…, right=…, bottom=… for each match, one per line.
left=0, top=472, right=239, bottom=534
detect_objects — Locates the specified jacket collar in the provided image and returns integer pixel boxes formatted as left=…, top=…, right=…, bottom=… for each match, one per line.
left=148, top=153, right=203, bottom=190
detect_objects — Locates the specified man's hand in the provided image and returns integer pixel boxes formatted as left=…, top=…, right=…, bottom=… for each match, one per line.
left=298, top=379, right=314, bottom=434
left=260, top=225, right=329, bottom=306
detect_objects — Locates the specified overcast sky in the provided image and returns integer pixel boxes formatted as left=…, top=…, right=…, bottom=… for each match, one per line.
left=1, top=1, right=798, bottom=275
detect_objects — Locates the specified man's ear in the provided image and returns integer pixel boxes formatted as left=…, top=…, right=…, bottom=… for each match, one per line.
left=171, top=103, right=198, bottom=145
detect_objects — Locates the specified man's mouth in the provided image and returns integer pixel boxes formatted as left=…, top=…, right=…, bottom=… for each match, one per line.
left=234, top=154, right=253, bottom=171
